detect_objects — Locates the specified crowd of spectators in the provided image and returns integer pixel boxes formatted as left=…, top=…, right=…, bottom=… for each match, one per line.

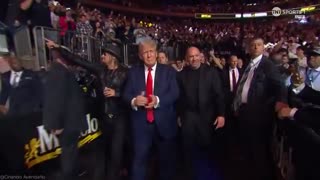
left=1, top=2, right=320, bottom=180
left=109, top=0, right=319, bottom=13
left=1, top=0, right=318, bottom=64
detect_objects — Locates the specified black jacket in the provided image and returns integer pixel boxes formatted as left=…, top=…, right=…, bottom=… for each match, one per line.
left=43, top=62, right=88, bottom=133
left=58, top=47, right=128, bottom=115
left=0, top=69, right=42, bottom=116
left=177, top=64, right=225, bottom=146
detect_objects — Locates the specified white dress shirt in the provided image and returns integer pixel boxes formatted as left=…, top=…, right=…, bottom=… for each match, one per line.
left=131, top=63, right=160, bottom=110
left=229, top=67, right=240, bottom=92
left=241, top=54, right=263, bottom=103
left=10, top=71, right=23, bottom=86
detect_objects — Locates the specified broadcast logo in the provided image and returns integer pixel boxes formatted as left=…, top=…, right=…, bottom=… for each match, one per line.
left=272, top=7, right=305, bottom=19
left=272, top=7, right=282, bottom=17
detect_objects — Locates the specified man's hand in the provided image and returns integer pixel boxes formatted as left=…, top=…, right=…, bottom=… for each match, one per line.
left=145, top=95, right=158, bottom=109
left=214, top=116, right=225, bottom=130
left=45, top=38, right=59, bottom=49
left=104, top=87, right=116, bottom=97
left=275, top=102, right=289, bottom=113
left=51, top=129, right=64, bottom=135
left=278, top=107, right=292, bottom=119
left=134, top=95, right=148, bottom=107
left=0, top=105, right=8, bottom=115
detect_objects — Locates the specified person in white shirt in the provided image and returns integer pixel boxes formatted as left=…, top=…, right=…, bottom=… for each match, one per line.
left=232, top=37, right=287, bottom=180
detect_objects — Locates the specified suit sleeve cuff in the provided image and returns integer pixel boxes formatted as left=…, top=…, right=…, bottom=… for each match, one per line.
left=131, top=98, right=138, bottom=111
left=292, top=83, right=305, bottom=94
left=289, top=108, right=298, bottom=120
left=154, top=96, right=160, bottom=109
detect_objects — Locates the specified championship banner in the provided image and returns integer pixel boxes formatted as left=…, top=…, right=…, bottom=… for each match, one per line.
left=24, top=113, right=101, bottom=169
left=0, top=87, right=102, bottom=174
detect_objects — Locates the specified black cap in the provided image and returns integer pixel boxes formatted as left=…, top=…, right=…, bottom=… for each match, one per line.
left=307, top=46, right=320, bottom=56
left=102, top=43, right=121, bottom=60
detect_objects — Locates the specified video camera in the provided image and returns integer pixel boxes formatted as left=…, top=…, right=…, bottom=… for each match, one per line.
left=74, top=68, right=97, bottom=98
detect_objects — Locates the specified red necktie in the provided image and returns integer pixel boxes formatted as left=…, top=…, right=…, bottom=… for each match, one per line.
left=232, top=69, right=237, bottom=92
left=146, top=67, right=154, bottom=123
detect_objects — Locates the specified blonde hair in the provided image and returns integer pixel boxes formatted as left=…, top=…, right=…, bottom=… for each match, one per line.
left=138, top=39, right=157, bottom=53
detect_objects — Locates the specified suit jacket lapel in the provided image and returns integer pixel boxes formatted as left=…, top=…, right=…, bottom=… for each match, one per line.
left=248, top=57, right=265, bottom=102
left=225, top=69, right=231, bottom=92
left=18, top=70, right=26, bottom=86
left=198, top=65, right=205, bottom=108
left=138, top=65, right=146, bottom=93
left=154, top=64, right=161, bottom=95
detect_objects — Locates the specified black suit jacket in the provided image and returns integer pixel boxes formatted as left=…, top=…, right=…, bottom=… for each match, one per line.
left=294, top=105, right=320, bottom=130
left=177, top=64, right=225, bottom=146
left=237, top=56, right=287, bottom=132
left=289, top=85, right=320, bottom=107
left=289, top=85, right=320, bottom=130
left=0, top=70, right=42, bottom=115
left=58, top=47, right=128, bottom=115
left=42, top=62, right=88, bottom=134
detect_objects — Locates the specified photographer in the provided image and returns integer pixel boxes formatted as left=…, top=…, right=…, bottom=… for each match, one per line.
left=43, top=42, right=88, bottom=180
left=46, top=39, right=128, bottom=180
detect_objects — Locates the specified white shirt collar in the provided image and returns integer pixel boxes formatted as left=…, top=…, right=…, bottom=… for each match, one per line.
left=11, top=70, right=23, bottom=76
left=314, top=66, right=320, bottom=72
left=251, top=54, right=263, bottom=66
left=229, top=67, right=238, bottom=71
left=144, top=63, right=157, bottom=72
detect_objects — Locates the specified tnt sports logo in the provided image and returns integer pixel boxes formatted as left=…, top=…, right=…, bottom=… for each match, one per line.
left=272, top=7, right=305, bottom=17
left=272, top=7, right=282, bottom=17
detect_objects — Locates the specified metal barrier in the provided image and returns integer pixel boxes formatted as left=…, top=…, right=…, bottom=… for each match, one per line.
left=32, top=26, right=128, bottom=69
left=13, top=26, right=33, bottom=60
left=31, top=26, right=185, bottom=69
left=272, top=124, right=295, bottom=180
left=33, top=26, right=59, bottom=69
left=0, top=21, right=9, bottom=55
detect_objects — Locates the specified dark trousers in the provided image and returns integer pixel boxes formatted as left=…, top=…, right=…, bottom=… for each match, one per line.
left=181, top=119, right=222, bottom=180
left=94, top=114, right=127, bottom=180
left=293, top=135, right=320, bottom=180
left=131, top=123, right=176, bottom=180
left=234, top=105, right=275, bottom=180
left=59, top=132, right=80, bottom=180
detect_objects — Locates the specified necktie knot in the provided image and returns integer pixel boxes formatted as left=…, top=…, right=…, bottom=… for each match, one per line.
left=148, top=67, right=152, bottom=72
left=12, top=72, right=20, bottom=87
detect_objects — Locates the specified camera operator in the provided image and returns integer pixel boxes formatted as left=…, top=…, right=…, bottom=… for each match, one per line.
left=46, top=39, right=128, bottom=180
left=43, top=41, right=88, bottom=180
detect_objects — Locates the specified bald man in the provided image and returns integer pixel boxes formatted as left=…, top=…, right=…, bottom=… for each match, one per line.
left=177, top=46, right=225, bottom=180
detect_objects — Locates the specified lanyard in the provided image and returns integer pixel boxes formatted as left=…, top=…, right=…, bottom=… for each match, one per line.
left=307, top=68, right=320, bottom=83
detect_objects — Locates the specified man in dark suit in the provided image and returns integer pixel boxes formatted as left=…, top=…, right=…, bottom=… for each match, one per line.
left=177, top=46, right=225, bottom=180
left=222, top=55, right=244, bottom=114
left=0, top=55, right=42, bottom=116
left=279, top=52, right=320, bottom=180
left=232, top=37, right=287, bottom=180
left=220, top=55, right=244, bottom=174
left=43, top=43, right=88, bottom=180
left=123, top=39, right=179, bottom=180
left=278, top=85, right=320, bottom=180
left=278, top=104, right=320, bottom=129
